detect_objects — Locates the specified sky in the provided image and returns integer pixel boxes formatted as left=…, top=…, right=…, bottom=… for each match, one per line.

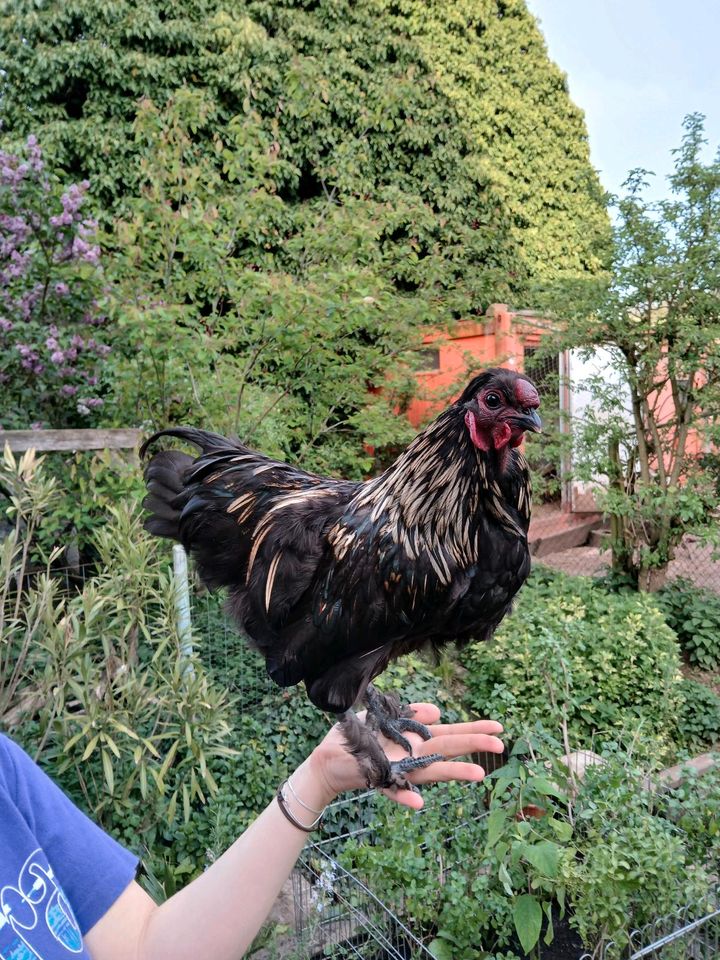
left=526, top=0, right=720, bottom=201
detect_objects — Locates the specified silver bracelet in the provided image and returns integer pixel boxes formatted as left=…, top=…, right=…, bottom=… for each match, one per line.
left=277, top=781, right=324, bottom=831
left=286, top=775, right=325, bottom=816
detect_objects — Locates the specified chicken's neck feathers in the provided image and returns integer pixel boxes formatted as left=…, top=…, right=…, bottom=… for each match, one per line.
left=351, top=409, right=528, bottom=553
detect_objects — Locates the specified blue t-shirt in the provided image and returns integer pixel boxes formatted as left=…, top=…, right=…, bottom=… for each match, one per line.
left=0, top=734, right=138, bottom=959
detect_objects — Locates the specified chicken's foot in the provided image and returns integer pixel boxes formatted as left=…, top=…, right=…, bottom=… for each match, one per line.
left=363, top=683, right=433, bottom=756
left=339, top=708, right=443, bottom=792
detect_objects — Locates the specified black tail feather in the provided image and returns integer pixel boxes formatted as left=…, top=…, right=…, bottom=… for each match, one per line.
left=142, top=449, right=195, bottom=542
left=140, top=426, right=239, bottom=460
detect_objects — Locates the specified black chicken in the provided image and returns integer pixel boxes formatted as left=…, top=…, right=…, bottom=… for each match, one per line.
left=141, top=368, right=541, bottom=788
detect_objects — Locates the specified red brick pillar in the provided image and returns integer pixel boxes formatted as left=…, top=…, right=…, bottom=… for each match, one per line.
left=487, top=303, right=518, bottom=369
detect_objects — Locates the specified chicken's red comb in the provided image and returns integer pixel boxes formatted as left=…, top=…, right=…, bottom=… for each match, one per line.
left=514, top=378, right=540, bottom=407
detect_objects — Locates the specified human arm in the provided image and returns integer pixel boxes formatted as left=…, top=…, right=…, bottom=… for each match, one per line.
left=85, top=704, right=503, bottom=960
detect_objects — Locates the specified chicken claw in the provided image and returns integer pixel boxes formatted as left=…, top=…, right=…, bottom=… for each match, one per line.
left=339, top=706, right=442, bottom=791
left=383, top=753, right=445, bottom=792
left=363, top=684, right=433, bottom=755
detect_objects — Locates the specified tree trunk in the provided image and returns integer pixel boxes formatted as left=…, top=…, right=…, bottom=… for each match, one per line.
left=638, top=564, right=668, bottom=592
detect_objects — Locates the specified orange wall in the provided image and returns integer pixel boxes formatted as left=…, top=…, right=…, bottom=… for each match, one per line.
left=407, top=304, right=542, bottom=427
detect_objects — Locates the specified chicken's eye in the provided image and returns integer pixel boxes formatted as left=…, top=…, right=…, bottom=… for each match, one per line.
left=485, top=392, right=502, bottom=409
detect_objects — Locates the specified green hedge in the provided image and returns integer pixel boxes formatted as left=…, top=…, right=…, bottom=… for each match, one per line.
left=464, top=568, right=684, bottom=759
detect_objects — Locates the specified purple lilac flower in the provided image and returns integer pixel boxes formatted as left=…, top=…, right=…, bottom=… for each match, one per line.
left=50, top=211, right=73, bottom=228
left=0, top=318, right=13, bottom=333
left=54, top=282, right=70, bottom=296
left=26, top=136, right=44, bottom=174
left=78, top=218, right=97, bottom=238
left=71, top=236, right=100, bottom=264
left=50, top=350, right=65, bottom=365
left=60, top=384, right=78, bottom=397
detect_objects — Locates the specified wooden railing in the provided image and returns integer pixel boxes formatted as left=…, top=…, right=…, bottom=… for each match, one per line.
left=0, top=428, right=143, bottom=453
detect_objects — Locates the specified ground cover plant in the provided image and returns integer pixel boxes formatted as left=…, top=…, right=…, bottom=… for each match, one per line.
left=656, top=576, right=720, bottom=671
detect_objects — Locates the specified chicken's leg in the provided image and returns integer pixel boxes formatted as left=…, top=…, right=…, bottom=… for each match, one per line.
left=339, top=702, right=443, bottom=792
left=363, top=684, right=433, bottom=756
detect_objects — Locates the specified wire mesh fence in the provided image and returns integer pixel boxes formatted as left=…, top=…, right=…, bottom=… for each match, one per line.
left=579, top=891, right=720, bottom=960
left=292, top=777, right=502, bottom=960
left=293, top=842, right=433, bottom=960
left=534, top=531, right=720, bottom=595
left=189, top=588, right=276, bottom=711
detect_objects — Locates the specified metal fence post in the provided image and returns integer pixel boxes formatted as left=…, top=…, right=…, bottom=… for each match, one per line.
left=173, top=544, right=195, bottom=679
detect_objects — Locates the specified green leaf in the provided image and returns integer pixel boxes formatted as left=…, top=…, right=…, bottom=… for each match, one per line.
left=543, top=900, right=555, bottom=945
left=428, top=938, right=454, bottom=960
left=523, top=841, right=560, bottom=878
left=498, top=863, right=514, bottom=897
left=101, top=749, right=115, bottom=796
left=486, top=807, right=508, bottom=849
left=514, top=894, right=542, bottom=955
left=549, top=817, right=573, bottom=842
left=529, top=776, right=567, bottom=801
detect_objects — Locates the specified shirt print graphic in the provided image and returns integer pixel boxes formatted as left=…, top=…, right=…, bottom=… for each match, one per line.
left=0, top=849, right=83, bottom=959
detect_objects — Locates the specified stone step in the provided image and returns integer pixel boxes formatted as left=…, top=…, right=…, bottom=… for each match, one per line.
left=529, top=514, right=604, bottom=558
left=588, top=526, right=610, bottom=549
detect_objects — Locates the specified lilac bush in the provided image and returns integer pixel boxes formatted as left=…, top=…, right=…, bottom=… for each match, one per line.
left=0, top=136, right=111, bottom=429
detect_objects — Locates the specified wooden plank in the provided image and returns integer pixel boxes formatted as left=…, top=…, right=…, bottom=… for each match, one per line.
left=0, top=428, right=143, bottom=453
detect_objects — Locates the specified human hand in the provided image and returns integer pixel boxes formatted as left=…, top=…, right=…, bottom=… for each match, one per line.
left=304, top=703, right=504, bottom=811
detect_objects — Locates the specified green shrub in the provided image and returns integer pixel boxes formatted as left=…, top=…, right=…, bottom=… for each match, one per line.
left=656, top=577, right=720, bottom=671
left=662, top=761, right=720, bottom=874
left=338, top=729, right=576, bottom=960
left=675, top=679, right=720, bottom=753
left=33, top=449, right=146, bottom=563
left=566, top=752, right=712, bottom=958
left=337, top=728, right=718, bottom=960
left=464, top=569, right=684, bottom=758
left=2, top=450, right=234, bottom=890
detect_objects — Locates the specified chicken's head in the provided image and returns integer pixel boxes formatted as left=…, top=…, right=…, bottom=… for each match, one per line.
left=460, top=368, right=541, bottom=453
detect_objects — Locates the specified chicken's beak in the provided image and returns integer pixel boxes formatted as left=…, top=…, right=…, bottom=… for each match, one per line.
left=521, top=409, right=542, bottom=433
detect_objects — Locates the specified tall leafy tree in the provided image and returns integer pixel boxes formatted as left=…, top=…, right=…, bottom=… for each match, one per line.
left=1, top=0, right=610, bottom=480
left=544, top=116, right=720, bottom=590
left=0, top=0, right=607, bottom=289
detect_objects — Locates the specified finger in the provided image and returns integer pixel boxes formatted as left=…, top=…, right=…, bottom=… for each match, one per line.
left=426, top=719, right=504, bottom=738
left=383, top=787, right=426, bottom=810
left=380, top=760, right=487, bottom=809
left=408, top=759, right=486, bottom=786
left=416, top=732, right=505, bottom=759
left=406, top=703, right=441, bottom=725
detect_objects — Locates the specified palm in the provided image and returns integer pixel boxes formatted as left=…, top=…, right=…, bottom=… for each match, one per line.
left=311, top=703, right=504, bottom=810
